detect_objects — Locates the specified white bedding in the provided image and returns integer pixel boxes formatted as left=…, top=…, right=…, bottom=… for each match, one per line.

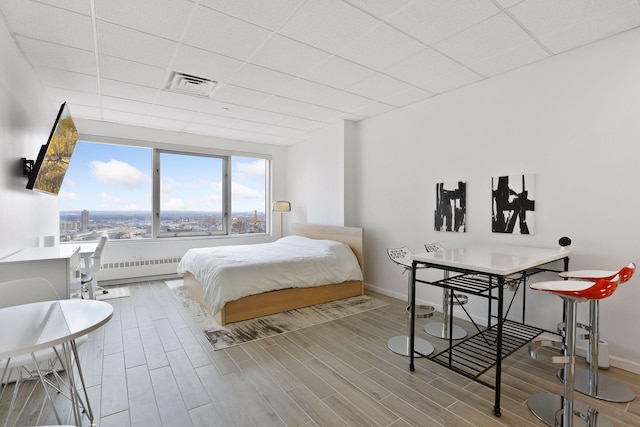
left=176, top=235, right=363, bottom=314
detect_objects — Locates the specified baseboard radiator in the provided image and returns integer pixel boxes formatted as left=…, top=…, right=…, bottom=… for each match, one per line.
left=98, top=257, right=182, bottom=281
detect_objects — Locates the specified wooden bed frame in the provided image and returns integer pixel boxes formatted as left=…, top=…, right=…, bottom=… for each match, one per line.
left=182, top=223, right=364, bottom=325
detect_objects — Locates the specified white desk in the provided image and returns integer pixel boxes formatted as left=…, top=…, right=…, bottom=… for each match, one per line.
left=409, top=244, right=570, bottom=417
left=0, top=246, right=81, bottom=299
left=0, top=299, right=113, bottom=426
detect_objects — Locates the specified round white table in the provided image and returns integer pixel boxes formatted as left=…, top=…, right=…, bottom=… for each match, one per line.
left=0, top=299, right=113, bottom=427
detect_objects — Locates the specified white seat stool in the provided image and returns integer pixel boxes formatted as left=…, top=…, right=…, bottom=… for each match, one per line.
left=386, top=247, right=435, bottom=357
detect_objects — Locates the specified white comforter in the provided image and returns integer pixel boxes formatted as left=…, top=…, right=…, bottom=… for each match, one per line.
left=176, top=235, right=363, bottom=314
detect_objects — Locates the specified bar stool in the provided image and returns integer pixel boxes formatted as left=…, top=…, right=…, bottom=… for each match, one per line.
left=556, top=263, right=635, bottom=403
left=387, top=247, right=435, bottom=357
left=527, top=274, right=621, bottom=427
left=422, top=242, right=468, bottom=340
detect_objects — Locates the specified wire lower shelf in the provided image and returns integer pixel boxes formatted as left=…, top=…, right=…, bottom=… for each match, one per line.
left=428, top=320, right=544, bottom=386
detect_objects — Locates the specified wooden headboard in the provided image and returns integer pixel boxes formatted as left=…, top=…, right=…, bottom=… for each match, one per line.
left=291, top=223, right=364, bottom=271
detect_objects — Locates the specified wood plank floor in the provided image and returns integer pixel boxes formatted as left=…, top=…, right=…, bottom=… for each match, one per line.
left=2, top=280, right=639, bottom=426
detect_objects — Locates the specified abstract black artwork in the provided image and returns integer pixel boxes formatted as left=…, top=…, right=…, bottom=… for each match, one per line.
left=434, top=181, right=466, bottom=232
left=491, top=174, right=535, bottom=234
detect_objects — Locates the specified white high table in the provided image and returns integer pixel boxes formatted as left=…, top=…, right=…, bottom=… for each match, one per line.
left=0, top=299, right=113, bottom=426
left=409, top=244, right=570, bottom=417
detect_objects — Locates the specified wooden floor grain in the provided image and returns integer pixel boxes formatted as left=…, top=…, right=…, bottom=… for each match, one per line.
left=1, top=281, right=638, bottom=426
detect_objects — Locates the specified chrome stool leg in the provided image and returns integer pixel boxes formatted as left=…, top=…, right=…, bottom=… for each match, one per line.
left=528, top=298, right=613, bottom=427
left=387, top=266, right=435, bottom=357
left=557, top=300, right=635, bottom=402
left=424, top=271, right=468, bottom=340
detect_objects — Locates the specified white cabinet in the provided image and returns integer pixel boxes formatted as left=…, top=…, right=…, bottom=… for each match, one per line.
left=0, top=246, right=81, bottom=299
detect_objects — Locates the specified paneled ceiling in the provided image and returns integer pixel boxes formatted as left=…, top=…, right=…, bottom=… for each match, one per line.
left=2, top=0, right=639, bottom=146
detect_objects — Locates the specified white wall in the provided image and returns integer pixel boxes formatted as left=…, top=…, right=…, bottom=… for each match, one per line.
left=0, top=16, right=60, bottom=259
left=352, top=28, right=640, bottom=372
left=288, top=121, right=357, bottom=230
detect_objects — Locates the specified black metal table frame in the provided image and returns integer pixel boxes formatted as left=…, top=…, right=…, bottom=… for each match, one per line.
left=409, top=256, right=569, bottom=417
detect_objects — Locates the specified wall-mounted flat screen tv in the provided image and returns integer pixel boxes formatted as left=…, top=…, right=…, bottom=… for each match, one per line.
left=26, top=102, right=79, bottom=195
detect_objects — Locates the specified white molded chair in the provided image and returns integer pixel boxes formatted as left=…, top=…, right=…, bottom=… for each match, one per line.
left=0, top=278, right=88, bottom=425
left=81, top=234, right=108, bottom=299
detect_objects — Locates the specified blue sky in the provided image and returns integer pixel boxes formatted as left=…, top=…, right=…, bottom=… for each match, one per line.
left=59, top=141, right=266, bottom=213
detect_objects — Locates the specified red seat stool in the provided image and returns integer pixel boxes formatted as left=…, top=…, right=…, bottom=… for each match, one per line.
left=527, top=274, right=621, bottom=427
left=557, top=263, right=635, bottom=403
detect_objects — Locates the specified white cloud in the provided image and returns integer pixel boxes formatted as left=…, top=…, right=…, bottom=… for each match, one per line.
left=232, top=181, right=262, bottom=200
left=234, top=159, right=265, bottom=180
left=99, top=192, right=141, bottom=211
left=90, top=160, right=149, bottom=189
left=58, top=190, right=81, bottom=200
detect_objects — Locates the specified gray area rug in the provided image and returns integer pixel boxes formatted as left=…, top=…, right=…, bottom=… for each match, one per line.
left=166, top=280, right=388, bottom=350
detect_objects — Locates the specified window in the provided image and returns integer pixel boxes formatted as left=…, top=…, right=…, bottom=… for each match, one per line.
left=59, top=140, right=269, bottom=241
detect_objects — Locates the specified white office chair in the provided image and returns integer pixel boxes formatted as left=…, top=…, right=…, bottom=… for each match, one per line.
left=81, top=234, right=108, bottom=299
left=0, top=278, right=88, bottom=426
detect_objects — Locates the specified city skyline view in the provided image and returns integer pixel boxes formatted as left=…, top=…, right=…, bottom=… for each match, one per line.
left=58, top=141, right=268, bottom=240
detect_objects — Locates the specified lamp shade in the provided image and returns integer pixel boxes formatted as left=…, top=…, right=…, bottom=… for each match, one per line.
left=272, top=201, right=291, bottom=212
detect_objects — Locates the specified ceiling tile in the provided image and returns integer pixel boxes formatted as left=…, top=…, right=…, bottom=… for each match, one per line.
left=100, top=79, right=159, bottom=103
left=0, top=0, right=94, bottom=50
left=146, top=116, right=189, bottom=131
left=183, top=122, right=227, bottom=137
left=97, top=21, right=178, bottom=68
left=239, top=108, right=289, bottom=126
left=46, top=0, right=92, bottom=15
left=494, top=0, right=523, bottom=8
left=227, top=119, right=269, bottom=133
left=384, top=48, right=467, bottom=86
left=276, top=79, right=373, bottom=111
left=212, top=84, right=272, bottom=108
left=183, top=5, right=271, bottom=61
left=294, top=102, right=347, bottom=122
left=95, top=0, right=194, bottom=41
left=343, top=0, right=414, bottom=20
left=149, top=105, right=199, bottom=122
left=249, top=34, right=331, bottom=76
left=382, top=87, right=434, bottom=107
left=155, top=91, right=219, bottom=112
left=45, top=87, right=101, bottom=107
left=101, top=96, right=152, bottom=115
left=102, top=109, right=149, bottom=126
left=192, top=112, right=236, bottom=127
left=246, top=133, right=299, bottom=145
left=198, top=101, right=253, bottom=118
left=171, top=44, right=245, bottom=83
left=277, top=115, right=326, bottom=131
left=346, top=73, right=417, bottom=101
left=338, top=24, right=426, bottom=71
left=279, top=0, right=381, bottom=53
left=220, top=128, right=257, bottom=140
left=66, top=104, right=101, bottom=120
left=99, top=55, right=167, bottom=88
left=386, top=0, right=500, bottom=45
left=301, top=56, right=376, bottom=90
left=16, top=36, right=96, bottom=75
left=420, top=68, right=483, bottom=94
left=260, top=125, right=308, bottom=139
left=227, top=64, right=297, bottom=94
left=348, top=101, right=396, bottom=118
left=198, top=0, right=306, bottom=30
left=435, top=12, right=549, bottom=77
left=36, top=67, right=98, bottom=93
left=510, top=0, right=640, bottom=53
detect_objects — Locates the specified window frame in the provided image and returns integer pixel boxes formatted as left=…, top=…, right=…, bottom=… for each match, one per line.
left=60, top=135, right=272, bottom=241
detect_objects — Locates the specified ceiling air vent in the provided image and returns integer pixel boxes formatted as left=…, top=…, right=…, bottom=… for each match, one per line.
left=165, top=72, right=218, bottom=98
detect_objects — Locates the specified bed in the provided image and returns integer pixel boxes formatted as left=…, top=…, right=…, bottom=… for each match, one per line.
left=177, top=224, right=364, bottom=325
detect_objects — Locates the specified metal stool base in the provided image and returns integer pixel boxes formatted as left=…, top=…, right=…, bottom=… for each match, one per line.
left=527, top=393, right=613, bottom=427
left=387, top=336, right=434, bottom=357
left=424, top=322, right=467, bottom=340
left=556, top=368, right=635, bottom=402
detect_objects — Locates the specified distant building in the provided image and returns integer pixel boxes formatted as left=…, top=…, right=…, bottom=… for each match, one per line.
left=81, top=210, right=89, bottom=230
